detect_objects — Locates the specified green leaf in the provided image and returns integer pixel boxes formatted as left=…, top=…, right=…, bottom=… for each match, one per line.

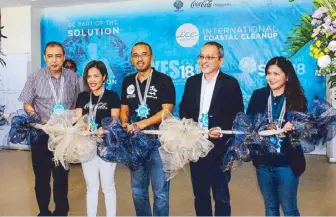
left=313, top=0, right=323, bottom=9
left=313, top=0, right=336, bottom=11
left=285, top=13, right=314, bottom=58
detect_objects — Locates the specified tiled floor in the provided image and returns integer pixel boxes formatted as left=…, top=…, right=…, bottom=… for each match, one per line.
left=0, top=150, right=335, bottom=216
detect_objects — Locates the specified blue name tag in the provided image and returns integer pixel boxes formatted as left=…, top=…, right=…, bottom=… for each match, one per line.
left=269, top=135, right=282, bottom=153
left=90, top=119, right=98, bottom=132
left=200, top=113, right=209, bottom=128
left=136, top=104, right=150, bottom=119
left=52, top=103, right=66, bottom=114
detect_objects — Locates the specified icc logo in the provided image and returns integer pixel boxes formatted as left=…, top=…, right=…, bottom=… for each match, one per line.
left=175, top=23, right=200, bottom=48
left=174, top=0, right=184, bottom=11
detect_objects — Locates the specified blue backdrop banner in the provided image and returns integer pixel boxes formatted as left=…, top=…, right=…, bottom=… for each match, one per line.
left=41, top=0, right=325, bottom=115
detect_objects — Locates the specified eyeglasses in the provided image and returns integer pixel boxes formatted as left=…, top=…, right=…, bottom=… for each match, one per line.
left=132, top=53, right=150, bottom=59
left=197, top=55, right=221, bottom=61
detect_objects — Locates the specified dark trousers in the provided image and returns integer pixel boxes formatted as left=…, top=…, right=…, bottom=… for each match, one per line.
left=31, top=133, right=69, bottom=216
left=190, top=157, right=231, bottom=216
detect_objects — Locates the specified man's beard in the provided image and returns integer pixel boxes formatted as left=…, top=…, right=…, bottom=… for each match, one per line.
left=136, top=65, right=151, bottom=73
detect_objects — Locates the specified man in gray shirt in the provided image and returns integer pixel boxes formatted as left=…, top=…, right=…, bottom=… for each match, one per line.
left=19, top=41, right=79, bottom=216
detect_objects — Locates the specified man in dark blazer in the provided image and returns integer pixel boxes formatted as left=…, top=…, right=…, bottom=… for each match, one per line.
left=179, top=41, right=244, bottom=216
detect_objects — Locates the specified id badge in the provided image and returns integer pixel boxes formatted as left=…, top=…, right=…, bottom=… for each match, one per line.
left=199, top=113, right=209, bottom=139
left=52, top=103, right=66, bottom=115
left=135, top=104, right=150, bottom=119
left=269, top=135, right=282, bottom=153
left=90, top=119, right=98, bottom=132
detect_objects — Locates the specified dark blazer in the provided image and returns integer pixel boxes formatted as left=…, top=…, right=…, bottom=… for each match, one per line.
left=246, top=87, right=306, bottom=177
left=179, top=72, right=244, bottom=163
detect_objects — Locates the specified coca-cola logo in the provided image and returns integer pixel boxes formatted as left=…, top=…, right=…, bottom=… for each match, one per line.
left=191, top=0, right=213, bottom=8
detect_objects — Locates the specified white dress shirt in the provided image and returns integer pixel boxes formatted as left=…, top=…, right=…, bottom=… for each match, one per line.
left=198, top=70, right=219, bottom=129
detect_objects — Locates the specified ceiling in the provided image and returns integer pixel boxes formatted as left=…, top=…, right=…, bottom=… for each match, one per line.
left=0, top=0, right=131, bottom=8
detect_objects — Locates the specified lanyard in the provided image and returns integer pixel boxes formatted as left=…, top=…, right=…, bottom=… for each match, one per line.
left=267, top=92, right=286, bottom=129
left=135, top=69, right=153, bottom=105
left=49, top=76, right=64, bottom=104
left=89, top=88, right=105, bottom=122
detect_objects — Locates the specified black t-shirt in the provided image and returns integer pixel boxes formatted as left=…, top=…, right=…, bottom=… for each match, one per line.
left=121, top=68, right=175, bottom=123
left=76, top=89, right=121, bottom=127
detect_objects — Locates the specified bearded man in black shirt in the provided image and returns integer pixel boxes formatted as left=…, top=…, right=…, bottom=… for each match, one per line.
left=120, top=42, right=176, bottom=216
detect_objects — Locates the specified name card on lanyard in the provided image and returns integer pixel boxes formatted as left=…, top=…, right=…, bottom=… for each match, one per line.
left=135, top=70, right=153, bottom=119
left=267, top=92, right=286, bottom=153
left=89, top=89, right=105, bottom=132
left=199, top=79, right=213, bottom=139
left=49, top=76, right=66, bottom=115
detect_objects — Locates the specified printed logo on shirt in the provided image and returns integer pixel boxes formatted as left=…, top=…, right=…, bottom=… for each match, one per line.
left=126, top=84, right=136, bottom=98
left=127, top=85, right=135, bottom=94
left=127, top=94, right=136, bottom=98
left=84, top=102, right=108, bottom=110
left=147, top=85, right=158, bottom=99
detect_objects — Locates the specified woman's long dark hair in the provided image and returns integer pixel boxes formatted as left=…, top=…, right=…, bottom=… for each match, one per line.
left=265, top=56, right=307, bottom=112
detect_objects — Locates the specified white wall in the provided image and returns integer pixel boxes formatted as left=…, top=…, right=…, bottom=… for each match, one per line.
left=1, top=6, right=41, bottom=74
left=30, top=7, right=41, bottom=72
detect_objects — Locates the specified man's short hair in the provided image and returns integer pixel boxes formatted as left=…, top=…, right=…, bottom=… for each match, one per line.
left=203, top=41, right=224, bottom=58
left=131, top=42, right=153, bottom=55
left=44, top=41, right=65, bottom=55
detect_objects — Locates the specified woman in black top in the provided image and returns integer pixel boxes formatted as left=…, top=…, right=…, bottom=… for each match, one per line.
left=246, top=56, right=307, bottom=216
left=75, top=60, right=120, bottom=217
